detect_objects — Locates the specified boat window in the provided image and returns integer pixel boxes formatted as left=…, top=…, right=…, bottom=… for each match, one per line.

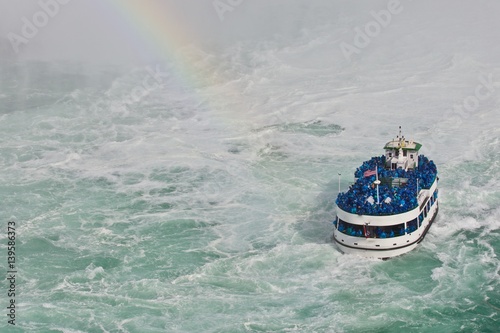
left=373, top=224, right=405, bottom=238
left=407, top=218, right=418, bottom=233
left=337, top=219, right=363, bottom=237
left=338, top=221, right=405, bottom=238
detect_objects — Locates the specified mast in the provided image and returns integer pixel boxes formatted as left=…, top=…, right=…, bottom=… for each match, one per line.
left=338, top=173, right=341, bottom=194
left=374, top=164, right=380, bottom=205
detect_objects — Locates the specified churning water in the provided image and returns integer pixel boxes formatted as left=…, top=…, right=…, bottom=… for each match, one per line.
left=1, top=1, right=499, bottom=332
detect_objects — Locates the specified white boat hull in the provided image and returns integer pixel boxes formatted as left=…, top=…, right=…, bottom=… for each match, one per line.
left=332, top=180, right=439, bottom=259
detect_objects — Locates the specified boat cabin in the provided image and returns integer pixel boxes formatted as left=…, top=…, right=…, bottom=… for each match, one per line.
left=384, top=136, right=421, bottom=171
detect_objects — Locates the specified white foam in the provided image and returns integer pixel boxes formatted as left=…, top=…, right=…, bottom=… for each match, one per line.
left=2, top=2, right=500, bottom=331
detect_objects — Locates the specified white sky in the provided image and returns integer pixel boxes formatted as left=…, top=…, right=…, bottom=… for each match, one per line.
left=0, top=0, right=499, bottom=64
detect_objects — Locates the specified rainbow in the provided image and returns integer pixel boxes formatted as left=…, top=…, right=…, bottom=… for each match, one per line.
left=94, top=0, right=248, bottom=127
left=99, top=1, right=198, bottom=75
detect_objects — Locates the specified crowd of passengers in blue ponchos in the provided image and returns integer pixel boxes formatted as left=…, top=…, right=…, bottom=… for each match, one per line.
left=336, top=155, right=437, bottom=216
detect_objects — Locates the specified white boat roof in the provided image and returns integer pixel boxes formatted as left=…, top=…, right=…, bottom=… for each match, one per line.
left=384, top=139, right=422, bottom=151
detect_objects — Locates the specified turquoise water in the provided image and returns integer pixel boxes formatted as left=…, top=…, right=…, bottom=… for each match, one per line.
left=1, top=6, right=500, bottom=330
left=1, top=58, right=498, bottom=333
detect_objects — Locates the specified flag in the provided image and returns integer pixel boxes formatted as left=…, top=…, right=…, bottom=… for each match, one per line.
left=363, top=169, right=376, bottom=177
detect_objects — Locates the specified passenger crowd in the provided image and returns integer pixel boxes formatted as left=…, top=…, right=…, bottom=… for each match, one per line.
left=336, top=155, right=437, bottom=216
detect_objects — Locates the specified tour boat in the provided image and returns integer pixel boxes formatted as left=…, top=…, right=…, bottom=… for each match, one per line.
left=332, top=128, right=439, bottom=259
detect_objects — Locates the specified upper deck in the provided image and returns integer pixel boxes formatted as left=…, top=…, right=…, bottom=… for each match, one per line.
left=336, top=152, right=437, bottom=216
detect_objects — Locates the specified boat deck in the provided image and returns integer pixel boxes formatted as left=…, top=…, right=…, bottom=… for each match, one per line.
left=336, top=155, right=437, bottom=216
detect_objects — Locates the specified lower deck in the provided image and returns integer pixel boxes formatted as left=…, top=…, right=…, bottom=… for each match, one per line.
left=332, top=189, right=439, bottom=259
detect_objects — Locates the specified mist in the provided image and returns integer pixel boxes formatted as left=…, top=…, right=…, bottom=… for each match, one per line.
left=1, top=1, right=500, bottom=331
left=1, top=0, right=499, bottom=66
left=0, top=0, right=338, bottom=64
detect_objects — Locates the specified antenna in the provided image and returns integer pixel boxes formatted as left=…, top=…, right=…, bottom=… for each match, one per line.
left=398, top=126, right=403, bottom=147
